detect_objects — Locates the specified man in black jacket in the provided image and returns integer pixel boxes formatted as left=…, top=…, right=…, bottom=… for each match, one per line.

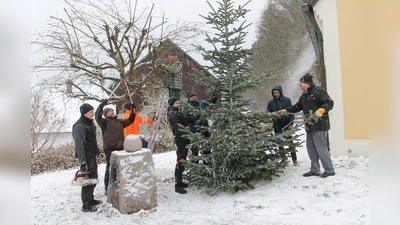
left=280, top=73, right=335, bottom=178
left=72, top=103, right=102, bottom=212
left=167, top=97, right=190, bottom=194
left=95, top=99, right=135, bottom=195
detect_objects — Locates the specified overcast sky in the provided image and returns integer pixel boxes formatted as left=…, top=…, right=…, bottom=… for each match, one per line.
left=31, top=0, right=266, bottom=44
left=31, top=0, right=267, bottom=68
left=30, top=0, right=268, bottom=129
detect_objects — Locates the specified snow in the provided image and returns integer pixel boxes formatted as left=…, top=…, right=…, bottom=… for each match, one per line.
left=31, top=130, right=369, bottom=224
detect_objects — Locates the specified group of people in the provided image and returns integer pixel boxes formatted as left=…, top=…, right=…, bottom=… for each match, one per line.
left=73, top=49, right=335, bottom=211
left=72, top=51, right=183, bottom=212
left=167, top=91, right=218, bottom=194
left=166, top=73, right=335, bottom=195
left=72, top=99, right=155, bottom=212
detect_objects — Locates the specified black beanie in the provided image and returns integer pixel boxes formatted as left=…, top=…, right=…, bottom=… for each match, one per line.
left=168, top=97, right=178, bottom=106
left=186, top=91, right=196, bottom=100
left=123, top=102, right=136, bottom=110
left=299, top=73, right=314, bottom=85
left=80, top=103, right=94, bottom=115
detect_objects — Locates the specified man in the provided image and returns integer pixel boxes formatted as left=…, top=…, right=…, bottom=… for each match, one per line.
left=185, top=91, right=218, bottom=159
left=279, top=73, right=335, bottom=178
left=95, top=99, right=135, bottom=194
left=162, top=52, right=182, bottom=98
left=121, top=102, right=153, bottom=148
left=72, top=103, right=102, bottom=212
left=267, top=85, right=300, bottom=166
left=167, top=97, right=190, bottom=194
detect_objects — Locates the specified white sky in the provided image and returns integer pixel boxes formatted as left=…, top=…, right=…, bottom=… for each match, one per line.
left=31, top=0, right=266, bottom=77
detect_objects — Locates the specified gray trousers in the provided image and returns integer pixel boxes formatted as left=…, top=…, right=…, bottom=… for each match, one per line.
left=306, top=131, right=335, bottom=173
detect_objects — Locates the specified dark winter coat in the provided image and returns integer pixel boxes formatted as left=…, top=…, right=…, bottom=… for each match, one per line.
left=72, top=116, right=100, bottom=167
left=95, top=104, right=135, bottom=151
left=167, top=106, right=189, bottom=140
left=267, top=85, right=294, bottom=127
left=185, top=95, right=218, bottom=134
left=285, top=84, right=334, bottom=132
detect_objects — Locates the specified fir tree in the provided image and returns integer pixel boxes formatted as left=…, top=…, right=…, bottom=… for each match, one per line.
left=182, top=0, right=303, bottom=193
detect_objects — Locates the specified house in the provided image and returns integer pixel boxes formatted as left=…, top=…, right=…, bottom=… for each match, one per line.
left=115, top=38, right=215, bottom=112
left=302, top=0, right=400, bottom=157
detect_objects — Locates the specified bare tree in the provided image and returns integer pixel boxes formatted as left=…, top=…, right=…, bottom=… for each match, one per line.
left=32, top=0, right=202, bottom=103
left=31, top=86, right=67, bottom=154
left=245, top=0, right=314, bottom=111
left=252, top=0, right=308, bottom=77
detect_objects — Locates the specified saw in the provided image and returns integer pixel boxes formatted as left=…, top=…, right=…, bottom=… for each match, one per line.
left=71, top=170, right=99, bottom=186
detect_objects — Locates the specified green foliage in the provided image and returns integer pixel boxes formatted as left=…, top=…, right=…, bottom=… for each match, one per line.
left=183, top=0, right=303, bottom=193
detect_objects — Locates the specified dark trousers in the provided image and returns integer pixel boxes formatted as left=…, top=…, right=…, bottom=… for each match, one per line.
left=274, top=123, right=297, bottom=161
left=104, top=149, right=119, bottom=190
left=82, top=185, right=96, bottom=207
left=81, top=163, right=98, bottom=207
left=141, top=137, right=148, bottom=148
left=174, top=138, right=188, bottom=186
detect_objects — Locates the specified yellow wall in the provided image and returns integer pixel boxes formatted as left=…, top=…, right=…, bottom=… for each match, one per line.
left=336, top=0, right=400, bottom=140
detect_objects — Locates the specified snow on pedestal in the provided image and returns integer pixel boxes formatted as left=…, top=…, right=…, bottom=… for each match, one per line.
left=107, top=136, right=157, bottom=214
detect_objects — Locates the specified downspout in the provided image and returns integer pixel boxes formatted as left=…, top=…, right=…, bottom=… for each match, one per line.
left=301, top=2, right=327, bottom=90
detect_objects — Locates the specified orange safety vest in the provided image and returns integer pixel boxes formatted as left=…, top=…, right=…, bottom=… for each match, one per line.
left=121, top=109, right=153, bottom=138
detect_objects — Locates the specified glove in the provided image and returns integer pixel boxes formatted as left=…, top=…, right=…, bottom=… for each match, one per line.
left=278, top=109, right=287, bottom=114
left=101, top=99, right=108, bottom=106
left=80, top=163, right=88, bottom=171
left=314, top=108, right=325, bottom=117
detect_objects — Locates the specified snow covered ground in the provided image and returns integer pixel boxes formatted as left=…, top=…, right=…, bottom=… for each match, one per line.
left=31, top=130, right=369, bottom=225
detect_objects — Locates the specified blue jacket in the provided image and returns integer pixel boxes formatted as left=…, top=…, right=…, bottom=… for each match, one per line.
left=267, top=85, right=294, bottom=127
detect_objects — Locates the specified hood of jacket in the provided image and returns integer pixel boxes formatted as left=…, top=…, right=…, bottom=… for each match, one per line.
left=271, top=85, right=284, bottom=99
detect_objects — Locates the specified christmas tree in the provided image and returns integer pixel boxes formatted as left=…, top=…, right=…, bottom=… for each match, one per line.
left=182, top=0, right=303, bottom=193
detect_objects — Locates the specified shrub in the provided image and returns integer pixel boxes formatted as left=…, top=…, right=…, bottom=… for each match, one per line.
left=31, top=143, right=106, bottom=175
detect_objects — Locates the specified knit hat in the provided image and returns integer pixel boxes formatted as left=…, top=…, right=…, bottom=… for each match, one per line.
left=186, top=91, right=196, bottom=100
left=299, top=73, right=314, bottom=85
left=168, top=97, right=178, bottom=106
left=103, top=108, right=114, bottom=117
left=80, top=103, right=94, bottom=116
left=123, top=102, right=136, bottom=110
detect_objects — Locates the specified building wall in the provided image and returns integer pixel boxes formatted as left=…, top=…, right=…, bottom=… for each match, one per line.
left=313, top=0, right=369, bottom=157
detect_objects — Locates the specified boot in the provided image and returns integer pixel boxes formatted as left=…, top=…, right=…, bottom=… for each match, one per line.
left=181, top=182, right=189, bottom=188
left=91, top=199, right=102, bottom=206
left=303, top=171, right=320, bottom=177
left=175, top=183, right=187, bottom=194
left=82, top=204, right=97, bottom=212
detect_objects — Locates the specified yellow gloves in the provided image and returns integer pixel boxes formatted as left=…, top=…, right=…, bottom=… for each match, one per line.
left=315, top=108, right=325, bottom=117
left=278, top=109, right=287, bottom=114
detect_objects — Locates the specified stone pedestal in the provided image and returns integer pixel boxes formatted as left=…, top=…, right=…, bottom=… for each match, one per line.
left=106, top=138, right=157, bottom=214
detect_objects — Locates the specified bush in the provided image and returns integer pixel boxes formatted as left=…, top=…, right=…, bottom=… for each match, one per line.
left=31, top=143, right=106, bottom=175
left=31, top=127, right=175, bottom=175
left=152, top=129, right=176, bottom=154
